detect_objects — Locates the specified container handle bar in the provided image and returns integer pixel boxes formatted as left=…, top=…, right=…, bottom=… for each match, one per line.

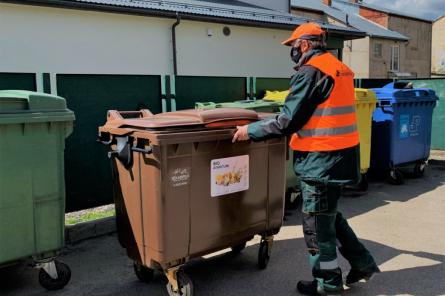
left=107, top=137, right=153, bottom=168
left=97, top=138, right=113, bottom=145
left=132, top=146, right=153, bottom=154
left=107, top=109, right=153, bottom=120
left=97, top=132, right=113, bottom=145
left=98, top=133, right=152, bottom=154
left=376, top=101, right=394, bottom=115
left=379, top=106, right=394, bottom=115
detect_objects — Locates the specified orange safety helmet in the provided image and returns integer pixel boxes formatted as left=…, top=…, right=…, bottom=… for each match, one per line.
left=282, top=22, right=326, bottom=46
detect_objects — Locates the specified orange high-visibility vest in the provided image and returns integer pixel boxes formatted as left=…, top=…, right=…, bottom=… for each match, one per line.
left=289, top=53, right=359, bottom=152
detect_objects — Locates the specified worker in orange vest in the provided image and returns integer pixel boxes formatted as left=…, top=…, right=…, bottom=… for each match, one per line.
left=233, top=23, right=379, bottom=295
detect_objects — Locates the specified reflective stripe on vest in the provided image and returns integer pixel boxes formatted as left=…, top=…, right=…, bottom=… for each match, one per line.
left=297, top=124, right=357, bottom=138
left=312, top=105, right=356, bottom=116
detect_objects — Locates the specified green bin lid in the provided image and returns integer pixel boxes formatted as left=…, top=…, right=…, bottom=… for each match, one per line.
left=0, top=90, right=74, bottom=125
left=196, top=99, right=283, bottom=111
left=0, top=90, right=68, bottom=113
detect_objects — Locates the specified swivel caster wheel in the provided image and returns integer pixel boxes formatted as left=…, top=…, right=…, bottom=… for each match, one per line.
left=413, top=161, right=426, bottom=178
left=133, top=261, right=154, bottom=283
left=387, top=168, right=404, bottom=185
left=285, top=188, right=302, bottom=210
left=38, top=260, right=71, bottom=291
left=166, top=268, right=193, bottom=296
left=166, top=271, right=193, bottom=296
left=258, top=236, right=273, bottom=270
left=357, top=173, right=369, bottom=191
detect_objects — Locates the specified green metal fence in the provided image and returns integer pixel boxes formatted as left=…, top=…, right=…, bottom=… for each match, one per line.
left=57, top=74, right=162, bottom=211
left=175, top=76, right=246, bottom=110
left=0, top=73, right=36, bottom=91
left=412, top=79, right=445, bottom=150
left=256, top=77, right=290, bottom=98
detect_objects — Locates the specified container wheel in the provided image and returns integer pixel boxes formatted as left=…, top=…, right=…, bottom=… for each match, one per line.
left=358, top=173, right=369, bottom=191
left=231, top=242, right=247, bottom=254
left=166, top=271, right=193, bottom=296
left=133, top=262, right=154, bottom=283
left=258, top=240, right=270, bottom=269
left=387, top=169, right=404, bottom=185
left=38, top=260, right=71, bottom=291
left=285, top=188, right=302, bottom=210
left=413, top=161, right=426, bottom=178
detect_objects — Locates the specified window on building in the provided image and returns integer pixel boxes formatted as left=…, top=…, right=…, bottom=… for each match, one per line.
left=373, top=43, right=382, bottom=58
left=390, top=45, right=400, bottom=72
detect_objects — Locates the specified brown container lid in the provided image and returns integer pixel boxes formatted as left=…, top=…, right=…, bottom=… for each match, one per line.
left=105, top=108, right=259, bottom=130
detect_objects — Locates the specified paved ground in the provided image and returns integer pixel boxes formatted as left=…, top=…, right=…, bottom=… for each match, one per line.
left=1, top=163, right=445, bottom=296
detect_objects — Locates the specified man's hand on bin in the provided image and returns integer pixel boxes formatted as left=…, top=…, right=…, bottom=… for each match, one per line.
left=232, top=125, right=250, bottom=143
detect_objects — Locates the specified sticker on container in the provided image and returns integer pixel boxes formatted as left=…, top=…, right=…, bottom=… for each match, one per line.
left=409, top=115, right=421, bottom=137
left=211, top=155, right=249, bottom=197
left=400, top=114, right=409, bottom=139
left=400, top=114, right=421, bottom=139
left=169, top=167, right=191, bottom=187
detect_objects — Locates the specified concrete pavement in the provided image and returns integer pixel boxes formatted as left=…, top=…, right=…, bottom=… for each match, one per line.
left=1, top=163, right=444, bottom=296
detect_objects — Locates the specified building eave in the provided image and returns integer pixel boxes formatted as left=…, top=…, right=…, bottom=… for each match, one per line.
left=291, top=6, right=323, bottom=14
left=434, top=14, right=445, bottom=23
left=369, top=34, right=409, bottom=42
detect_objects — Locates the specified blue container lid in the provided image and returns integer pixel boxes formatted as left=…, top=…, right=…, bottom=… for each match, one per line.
left=372, top=82, right=438, bottom=104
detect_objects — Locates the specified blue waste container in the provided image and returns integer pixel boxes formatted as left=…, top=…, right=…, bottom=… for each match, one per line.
left=370, top=82, right=438, bottom=184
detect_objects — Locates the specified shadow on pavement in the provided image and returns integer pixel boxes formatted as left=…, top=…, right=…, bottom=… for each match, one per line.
left=1, top=230, right=444, bottom=296
left=183, top=237, right=445, bottom=296
left=284, top=163, right=445, bottom=226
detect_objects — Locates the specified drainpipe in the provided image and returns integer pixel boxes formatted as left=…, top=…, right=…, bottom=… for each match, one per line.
left=172, top=12, right=181, bottom=75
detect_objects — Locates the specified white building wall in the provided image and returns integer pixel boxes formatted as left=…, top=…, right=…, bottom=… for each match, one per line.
left=0, top=3, right=294, bottom=78
left=0, top=3, right=173, bottom=75
left=342, top=37, right=370, bottom=78
left=177, top=21, right=293, bottom=77
left=432, top=16, right=445, bottom=75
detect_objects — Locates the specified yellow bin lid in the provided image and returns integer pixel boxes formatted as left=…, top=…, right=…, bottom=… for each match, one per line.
left=263, top=90, right=289, bottom=102
left=262, top=88, right=378, bottom=104
left=355, top=88, right=378, bottom=104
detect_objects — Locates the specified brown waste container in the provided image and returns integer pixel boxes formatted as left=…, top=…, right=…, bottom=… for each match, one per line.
left=98, top=108, right=286, bottom=296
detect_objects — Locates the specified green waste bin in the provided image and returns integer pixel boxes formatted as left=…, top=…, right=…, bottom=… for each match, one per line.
left=0, top=90, right=74, bottom=290
left=196, top=100, right=301, bottom=209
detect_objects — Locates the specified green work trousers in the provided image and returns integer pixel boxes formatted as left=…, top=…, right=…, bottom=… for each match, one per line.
left=300, top=180, right=376, bottom=292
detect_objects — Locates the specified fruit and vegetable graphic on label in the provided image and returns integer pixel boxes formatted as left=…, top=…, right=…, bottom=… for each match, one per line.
left=215, top=169, right=244, bottom=186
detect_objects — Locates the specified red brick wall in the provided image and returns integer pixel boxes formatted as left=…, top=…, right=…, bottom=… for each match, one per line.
left=359, top=6, right=389, bottom=28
